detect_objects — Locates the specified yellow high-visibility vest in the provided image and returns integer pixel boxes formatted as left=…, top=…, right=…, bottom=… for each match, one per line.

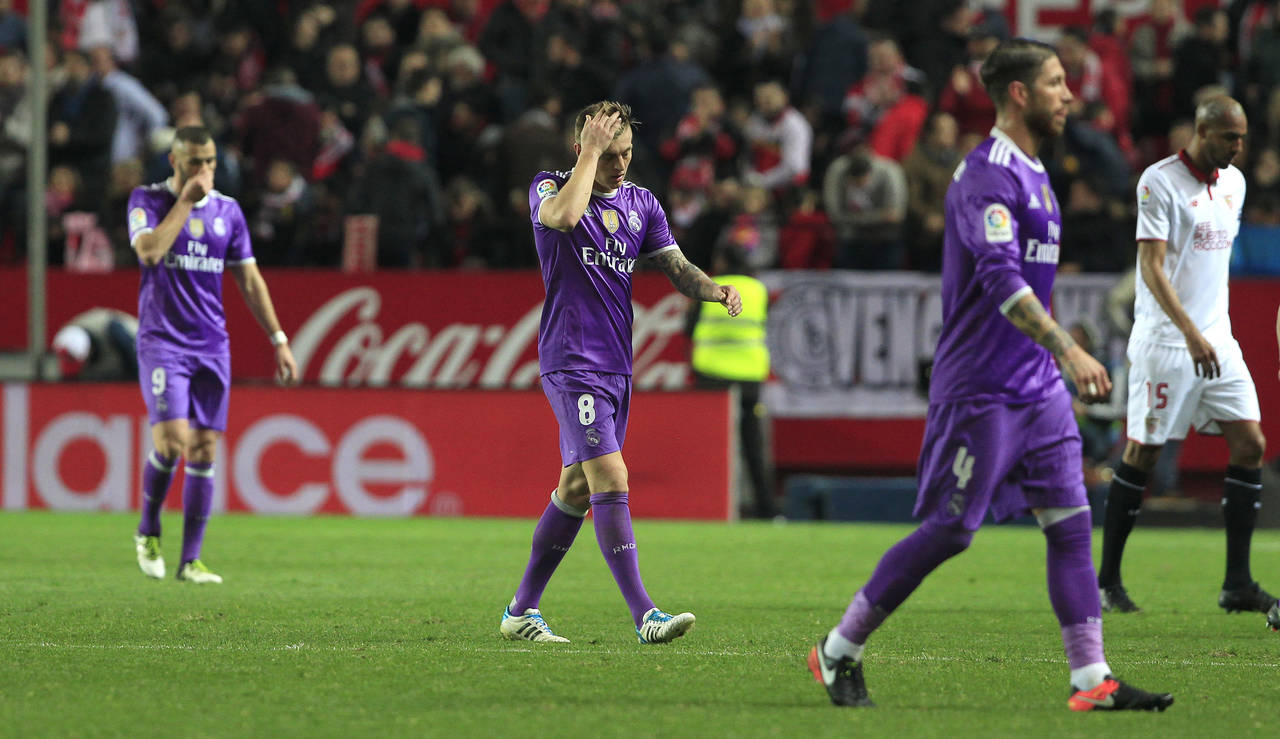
left=691, top=274, right=769, bottom=382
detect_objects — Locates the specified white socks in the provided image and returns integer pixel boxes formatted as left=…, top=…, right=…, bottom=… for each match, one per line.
left=823, top=627, right=865, bottom=663
left=1070, top=662, right=1112, bottom=691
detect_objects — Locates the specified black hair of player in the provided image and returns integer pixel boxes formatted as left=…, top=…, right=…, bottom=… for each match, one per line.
left=173, top=126, right=213, bottom=148
left=979, top=38, right=1058, bottom=108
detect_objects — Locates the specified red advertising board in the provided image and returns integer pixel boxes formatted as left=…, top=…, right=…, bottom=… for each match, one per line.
left=0, top=268, right=695, bottom=390
left=0, top=383, right=733, bottom=519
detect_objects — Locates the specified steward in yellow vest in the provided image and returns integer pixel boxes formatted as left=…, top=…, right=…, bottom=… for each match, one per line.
left=686, top=247, right=774, bottom=518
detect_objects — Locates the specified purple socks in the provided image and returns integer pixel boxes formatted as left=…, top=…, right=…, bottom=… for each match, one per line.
left=511, top=492, right=587, bottom=614
left=590, top=492, right=655, bottom=627
left=180, top=462, right=215, bottom=564
left=838, top=521, right=972, bottom=643
left=137, top=450, right=177, bottom=537
left=1043, top=510, right=1106, bottom=669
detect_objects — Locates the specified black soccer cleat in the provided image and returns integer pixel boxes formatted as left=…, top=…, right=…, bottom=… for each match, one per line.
left=1266, top=600, right=1280, bottom=632
left=1068, top=677, right=1174, bottom=712
left=1099, top=583, right=1141, bottom=613
left=1218, top=581, right=1277, bottom=614
left=807, top=637, right=874, bottom=707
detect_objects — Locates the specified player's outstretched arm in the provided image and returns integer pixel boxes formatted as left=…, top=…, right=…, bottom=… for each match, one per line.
left=1004, top=292, right=1111, bottom=403
left=651, top=249, right=742, bottom=316
left=133, top=170, right=213, bottom=266
left=229, top=262, right=298, bottom=386
left=1138, top=238, right=1219, bottom=378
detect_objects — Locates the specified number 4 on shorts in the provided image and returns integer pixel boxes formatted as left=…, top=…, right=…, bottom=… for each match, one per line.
left=952, top=446, right=975, bottom=490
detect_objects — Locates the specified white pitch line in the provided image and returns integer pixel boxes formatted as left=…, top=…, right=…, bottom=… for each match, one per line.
left=5, top=641, right=1279, bottom=669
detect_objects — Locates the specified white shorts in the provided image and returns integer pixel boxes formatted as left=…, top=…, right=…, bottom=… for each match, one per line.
left=1125, top=337, right=1260, bottom=445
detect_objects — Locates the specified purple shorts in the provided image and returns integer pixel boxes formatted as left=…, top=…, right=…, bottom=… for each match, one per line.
left=541, top=370, right=631, bottom=466
left=914, top=389, right=1086, bottom=531
left=137, top=343, right=231, bottom=431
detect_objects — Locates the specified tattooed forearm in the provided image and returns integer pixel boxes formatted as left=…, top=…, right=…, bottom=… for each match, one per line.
left=653, top=250, right=720, bottom=300
left=1003, top=295, right=1077, bottom=360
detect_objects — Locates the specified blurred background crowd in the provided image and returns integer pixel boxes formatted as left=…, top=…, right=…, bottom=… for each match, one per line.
left=1, top=0, right=1280, bottom=274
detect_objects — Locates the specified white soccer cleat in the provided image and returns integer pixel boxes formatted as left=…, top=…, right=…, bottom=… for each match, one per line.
left=134, top=534, right=165, bottom=579
left=500, top=606, right=570, bottom=643
left=176, top=559, right=223, bottom=584
left=636, top=607, right=695, bottom=644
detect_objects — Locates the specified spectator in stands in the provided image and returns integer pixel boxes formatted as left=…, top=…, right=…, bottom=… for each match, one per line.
left=102, top=157, right=143, bottom=265
left=906, top=0, right=972, bottom=97
left=0, top=0, right=27, bottom=52
left=682, top=177, right=742, bottom=271
left=938, top=20, right=1000, bottom=146
left=538, top=30, right=612, bottom=115
left=384, top=66, right=443, bottom=166
left=90, top=46, right=167, bottom=166
left=777, top=188, right=835, bottom=269
left=359, top=12, right=401, bottom=97
left=63, top=0, right=139, bottom=66
left=794, top=3, right=869, bottom=134
left=284, top=5, right=335, bottom=94
left=479, top=0, right=551, bottom=119
left=823, top=145, right=907, bottom=270
left=866, top=76, right=929, bottom=163
left=237, top=67, right=322, bottom=190
left=614, top=34, right=710, bottom=185
left=357, top=0, right=424, bottom=48
left=443, top=176, right=508, bottom=267
left=903, top=111, right=960, bottom=271
left=1128, top=0, right=1185, bottom=153
left=1061, top=176, right=1132, bottom=273
left=252, top=158, right=315, bottom=266
left=1088, top=9, right=1134, bottom=136
left=717, top=0, right=794, bottom=101
left=0, top=48, right=28, bottom=261
left=842, top=35, right=923, bottom=149
left=319, top=43, right=379, bottom=140
left=1060, top=25, right=1133, bottom=160
left=495, top=88, right=565, bottom=215
left=1172, top=6, right=1231, bottom=120
left=660, top=84, right=739, bottom=198
left=48, top=48, right=116, bottom=210
left=137, top=12, right=211, bottom=103
left=716, top=184, right=779, bottom=271
left=742, top=79, right=812, bottom=198
left=346, top=116, right=444, bottom=267
left=415, top=8, right=466, bottom=70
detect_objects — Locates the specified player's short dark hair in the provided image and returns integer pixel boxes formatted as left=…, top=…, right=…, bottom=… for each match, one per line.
left=173, top=126, right=213, bottom=148
left=980, top=38, right=1059, bottom=107
left=573, top=101, right=638, bottom=144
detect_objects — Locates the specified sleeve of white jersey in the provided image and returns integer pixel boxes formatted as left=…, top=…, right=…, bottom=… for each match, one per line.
left=1135, top=169, right=1172, bottom=242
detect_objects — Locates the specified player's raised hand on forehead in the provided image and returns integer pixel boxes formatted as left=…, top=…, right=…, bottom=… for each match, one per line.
left=579, top=112, right=622, bottom=156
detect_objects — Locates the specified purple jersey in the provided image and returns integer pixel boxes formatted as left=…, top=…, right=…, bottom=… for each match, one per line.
left=930, top=129, right=1064, bottom=404
left=529, top=170, right=678, bottom=375
left=127, top=182, right=254, bottom=355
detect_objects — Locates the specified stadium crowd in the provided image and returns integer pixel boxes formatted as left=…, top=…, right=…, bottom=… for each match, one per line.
left=0, top=0, right=1279, bottom=274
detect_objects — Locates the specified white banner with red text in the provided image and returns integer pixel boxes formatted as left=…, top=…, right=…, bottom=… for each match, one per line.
left=0, top=383, right=733, bottom=519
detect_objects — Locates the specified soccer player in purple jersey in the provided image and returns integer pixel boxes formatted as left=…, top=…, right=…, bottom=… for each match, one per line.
left=499, top=101, right=742, bottom=644
left=128, top=126, right=298, bottom=584
left=806, top=40, right=1174, bottom=711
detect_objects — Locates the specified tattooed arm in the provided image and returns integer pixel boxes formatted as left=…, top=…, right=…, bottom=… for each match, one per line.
left=652, top=248, right=743, bottom=316
left=1003, top=291, right=1111, bottom=402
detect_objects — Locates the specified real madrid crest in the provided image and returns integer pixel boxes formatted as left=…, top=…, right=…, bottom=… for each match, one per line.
left=602, top=209, right=620, bottom=233
left=189, top=217, right=204, bottom=238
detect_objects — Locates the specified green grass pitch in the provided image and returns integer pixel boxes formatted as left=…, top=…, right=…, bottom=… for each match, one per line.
left=1, top=511, right=1276, bottom=737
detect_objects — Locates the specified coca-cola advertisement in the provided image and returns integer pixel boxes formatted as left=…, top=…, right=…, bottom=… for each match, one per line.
left=0, top=383, right=733, bottom=519
left=0, top=269, right=695, bottom=390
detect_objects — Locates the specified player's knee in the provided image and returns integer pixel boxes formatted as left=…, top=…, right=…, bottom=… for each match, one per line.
left=154, top=435, right=184, bottom=461
left=185, top=439, right=217, bottom=464
left=560, top=476, right=591, bottom=508
left=921, top=520, right=973, bottom=558
left=1229, top=432, right=1265, bottom=467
